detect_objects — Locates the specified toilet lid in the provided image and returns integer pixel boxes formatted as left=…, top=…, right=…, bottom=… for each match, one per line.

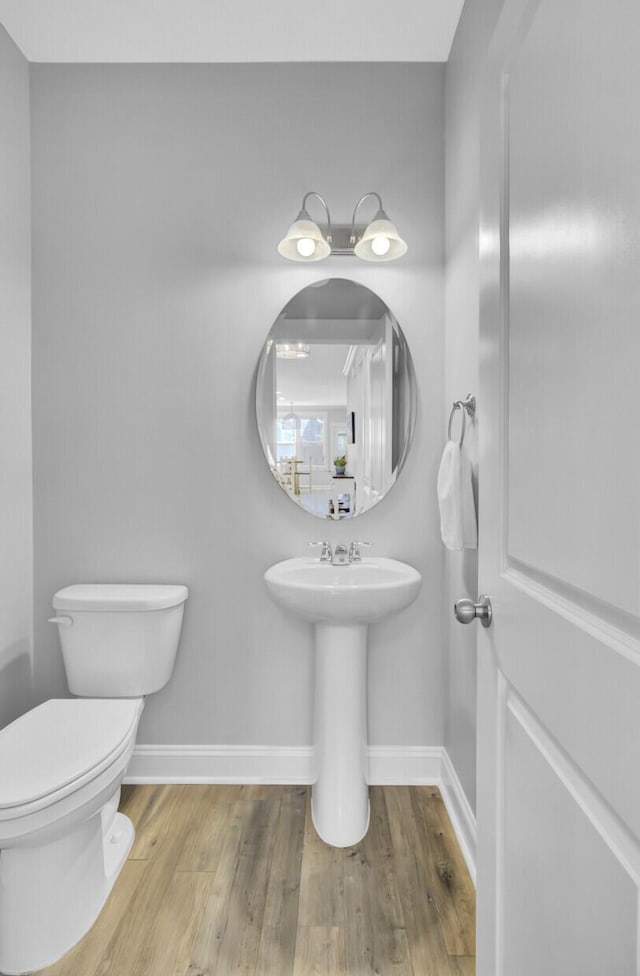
left=53, top=583, right=188, bottom=612
left=0, top=698, right=142, bottom=811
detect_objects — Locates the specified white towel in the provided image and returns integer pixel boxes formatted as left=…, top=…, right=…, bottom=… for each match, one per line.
left=437, top=441, right=478, bottom=551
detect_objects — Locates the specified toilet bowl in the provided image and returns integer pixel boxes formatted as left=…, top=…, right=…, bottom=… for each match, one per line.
left=0, top=698, right=143, bottom=974
left=0, top=583, right=188, bottom=975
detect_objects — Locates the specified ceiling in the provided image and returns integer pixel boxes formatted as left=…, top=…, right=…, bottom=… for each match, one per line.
left=0, top=0, right=465, bottom=63
left=277, top=345, right=351, bottom=407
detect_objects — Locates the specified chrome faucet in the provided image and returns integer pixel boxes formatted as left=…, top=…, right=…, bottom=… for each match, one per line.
left=348, top=540, right=372, bottom=562
left=309, top=540, right=373, bottom=564
left=331, top=543, right=350, bottom=566
left=308, top=541, right=332, bottom=562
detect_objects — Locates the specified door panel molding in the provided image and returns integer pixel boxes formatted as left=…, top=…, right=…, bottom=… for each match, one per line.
left=494, top=678, right=640, bottom=975
left=503, top=689, right=639, bottom=973
left=504, top=562, right=640, bottom=655
left=506, top=687, right=640, bottom=885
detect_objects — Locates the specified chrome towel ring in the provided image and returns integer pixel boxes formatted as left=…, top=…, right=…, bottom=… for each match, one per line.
left=447, top=394, right=476, bottom=447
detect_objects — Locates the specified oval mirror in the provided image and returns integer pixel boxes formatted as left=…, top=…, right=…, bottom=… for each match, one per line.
left=256, top=278, right=416, bottom=519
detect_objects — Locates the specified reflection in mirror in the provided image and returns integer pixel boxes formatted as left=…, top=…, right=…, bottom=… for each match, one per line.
left=256, top=279, right=416, bottom=519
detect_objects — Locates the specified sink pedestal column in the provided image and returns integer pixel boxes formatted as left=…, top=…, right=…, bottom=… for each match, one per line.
left=311, top=622, right=369, bottom=847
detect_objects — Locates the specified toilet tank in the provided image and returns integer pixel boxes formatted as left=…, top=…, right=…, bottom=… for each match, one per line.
left=51, top=584, right=189, bottom=697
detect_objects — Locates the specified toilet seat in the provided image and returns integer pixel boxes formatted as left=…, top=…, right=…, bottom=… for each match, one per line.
left=0, top=698, right=143, bottom=820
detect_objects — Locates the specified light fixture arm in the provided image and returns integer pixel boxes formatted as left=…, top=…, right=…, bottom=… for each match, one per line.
left=349, top=192, right=385, bottom=244
left=300, top=191, right=332, bottom=244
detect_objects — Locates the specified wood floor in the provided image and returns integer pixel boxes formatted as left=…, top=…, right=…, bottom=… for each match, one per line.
left=40, top=784, right=475, bottom=976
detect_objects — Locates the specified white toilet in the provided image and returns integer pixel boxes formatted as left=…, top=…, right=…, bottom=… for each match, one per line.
left=0, top=583, right=188, bottom=975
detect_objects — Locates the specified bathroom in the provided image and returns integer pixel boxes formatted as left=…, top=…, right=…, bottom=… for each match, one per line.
left=1, top=0, right=639, bottom=973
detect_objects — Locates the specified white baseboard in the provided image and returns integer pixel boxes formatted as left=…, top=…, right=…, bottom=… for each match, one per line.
left=125, top=744, right=314, bottom=784
left=125, top=743, right=476, bottom=881
left=125, top=744, right=442, bottom=787
left=439, top=749, right=477, bottom=885
left=367, top=745, right=442, bottom=784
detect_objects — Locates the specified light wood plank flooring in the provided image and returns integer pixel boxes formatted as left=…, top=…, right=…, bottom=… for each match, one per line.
left=40, top=784, right=475, bottom=976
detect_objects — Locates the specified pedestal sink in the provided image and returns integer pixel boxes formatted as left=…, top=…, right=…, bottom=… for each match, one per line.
left=264, top=556, right=422, bottom=847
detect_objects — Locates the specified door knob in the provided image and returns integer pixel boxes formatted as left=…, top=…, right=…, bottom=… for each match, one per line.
left=454, top=595, right=493, bottom=628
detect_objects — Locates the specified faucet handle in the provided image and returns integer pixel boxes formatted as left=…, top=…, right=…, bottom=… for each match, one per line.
left=309, top=541, right=332, bottom=562
left=349, top=540, right=372, bottom=562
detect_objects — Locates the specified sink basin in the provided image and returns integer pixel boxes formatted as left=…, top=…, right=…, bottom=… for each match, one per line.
left=264, top=556, right=422, bottom=624
left=264, top=554, right=422, bottom=848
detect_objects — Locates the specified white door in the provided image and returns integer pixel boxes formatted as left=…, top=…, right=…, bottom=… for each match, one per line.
left=474, top=1, right=640, bottom=973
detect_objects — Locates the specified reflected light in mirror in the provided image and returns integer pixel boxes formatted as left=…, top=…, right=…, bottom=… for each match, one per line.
left=276, top=343, right=310, bottom=359
left=282, top=403, right=299, bottom=431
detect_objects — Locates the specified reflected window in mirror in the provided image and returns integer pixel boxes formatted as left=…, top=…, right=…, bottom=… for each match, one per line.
left=276, top=412, right=327, bottom=467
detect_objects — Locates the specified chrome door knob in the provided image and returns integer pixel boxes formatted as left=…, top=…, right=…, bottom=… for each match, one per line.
left=454, top=595, right=493, bottom=628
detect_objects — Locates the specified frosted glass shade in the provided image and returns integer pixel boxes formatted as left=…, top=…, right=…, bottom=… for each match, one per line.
left=278, top=217, right=331, bottom=262
left=354, top=216, right=407, bottom=262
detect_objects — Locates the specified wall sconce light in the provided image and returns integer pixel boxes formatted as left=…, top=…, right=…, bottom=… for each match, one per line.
left=277, top=191, right=407, bottom=263
left=277, top=192, right=332, bottom=262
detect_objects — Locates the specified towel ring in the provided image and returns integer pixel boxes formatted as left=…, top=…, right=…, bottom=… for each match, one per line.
left=448, top=403, right=466, bottom=447
left=447, top=394, right=476, bottom=447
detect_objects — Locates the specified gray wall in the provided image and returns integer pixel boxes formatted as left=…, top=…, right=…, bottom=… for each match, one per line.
left=31, top=63, right=446, bottom=750
left=0, top=27, right=33, bottom=728
left=444, top=0, right=505, bottom=810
